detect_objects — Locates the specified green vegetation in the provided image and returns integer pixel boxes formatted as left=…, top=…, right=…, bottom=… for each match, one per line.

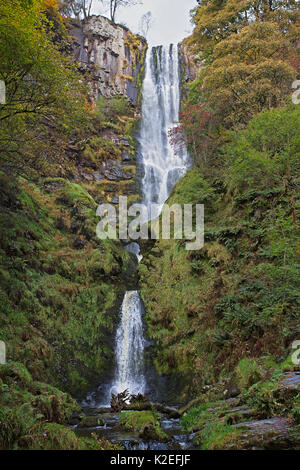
left=181, top=401, right=243, bottom=449
left=96, top=95, right=132, bottom=124
left=0, top=361, right=121, bottom=450
left=119, top=410, right=168, bottom=441
left=0, top=173, right=136, bottom=396
left=140, top=104, right=300, bottom=397
left=0, top=0, right=145, bottom=450
left=0, top=0, right=299, bottom=452
left=235, top=358, right=262, bottom=392
left=140, top=0, right=300, bottom=408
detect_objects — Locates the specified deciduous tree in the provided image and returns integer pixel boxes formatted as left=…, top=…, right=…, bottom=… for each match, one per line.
left=103, top=0, right=142, bottom=24
left=189, top=0, right=299, bottom=58
left=200, top=22, right=296, bottom=128
left=139, top=11, right=153, bottom=38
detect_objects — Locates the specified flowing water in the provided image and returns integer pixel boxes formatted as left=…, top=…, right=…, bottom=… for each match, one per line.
left=109, top=44, right=190, bottom=399
left=140, top=44, right=190, bottom=220
left=80, top=44, right=191, bottom=449
left=110, top=291, right=146, bottom=396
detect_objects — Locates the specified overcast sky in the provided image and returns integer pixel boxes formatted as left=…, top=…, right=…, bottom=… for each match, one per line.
left=92, top=0, right=198, bottom=46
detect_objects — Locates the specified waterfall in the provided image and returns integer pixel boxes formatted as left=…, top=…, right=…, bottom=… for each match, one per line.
left=140, top=44, right=190, bottom=219
left=110, top=45, right=189, bottom=400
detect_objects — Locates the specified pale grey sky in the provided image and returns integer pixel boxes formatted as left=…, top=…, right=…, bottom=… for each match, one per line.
left=92, top=0, right=198, bottom=46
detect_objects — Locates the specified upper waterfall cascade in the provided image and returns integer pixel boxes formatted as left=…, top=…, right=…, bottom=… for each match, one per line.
left=140, top=44, right=190, bottom=219
left=110, top=45, right=189, bottom=399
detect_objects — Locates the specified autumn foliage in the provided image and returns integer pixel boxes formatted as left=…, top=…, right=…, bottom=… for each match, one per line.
left=174, top=0, right=300, bottom=167
left=169, top=103, right=216, bottom=167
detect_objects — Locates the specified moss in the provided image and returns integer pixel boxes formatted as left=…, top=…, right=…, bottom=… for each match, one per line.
left=119, top=411, right=168, bottom=441
left=140, top=154, right=300, bottom=397
left=181, top=401, right=225, bottom=432
left=0, top=361, right=32, bottom=387
left=43, top=178, right=96, bottom=208
left=18, top=422, right=121, bottom=450
left=200, top=422, right=242, bottom=450
left=181, top=400, right=243, bottom=449
left=82, top=137, right=122, bottom=164
left=235, top=358, right=262, bottom=392
left=0, top=362, right=86, bottom=450
left=242, top=366, right=300, bottom=419
left=0, top=176, right=135, bottom=397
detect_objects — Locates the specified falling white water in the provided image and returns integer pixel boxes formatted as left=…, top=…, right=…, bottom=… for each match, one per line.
left=110, top=45, right=189, bottom=400
left=111, top=291, right=146, bottom=396
left=139, top=44, right=190, bottom=219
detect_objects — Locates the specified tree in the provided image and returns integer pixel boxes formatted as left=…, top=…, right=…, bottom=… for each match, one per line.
left=0, top=0, right=87, bottom=161
left=139, top=11, right=153, bottom=38
left=60, top=0, right=95, bottom=20
left=189, top=0, right=299, bottom=58
left=103, top=0, right=142, bottom=24
left=200, top=22, right=296, bottom=128
left=169, top=103, right=216, bottom=168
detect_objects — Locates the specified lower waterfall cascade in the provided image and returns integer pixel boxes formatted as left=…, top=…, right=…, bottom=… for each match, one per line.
left=110, top=290, right=146, bottom=396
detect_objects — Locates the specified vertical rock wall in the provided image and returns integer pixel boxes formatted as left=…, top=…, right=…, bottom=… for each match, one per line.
left=70, top=16, right=147, bottom=107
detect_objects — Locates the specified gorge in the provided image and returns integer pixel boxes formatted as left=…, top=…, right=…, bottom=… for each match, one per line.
left=111, top=43, right=191, bottom=401
left=0, top=1, right=299, bottom=452
left=87, top=42, right=191, bottom=408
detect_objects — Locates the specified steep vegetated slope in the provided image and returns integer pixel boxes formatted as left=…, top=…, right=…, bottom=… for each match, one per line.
left=140, top=105, right=300, bottom=396
left=139, top=0, right=300, bottom=439
left=0, top=0, right=146, bottom=449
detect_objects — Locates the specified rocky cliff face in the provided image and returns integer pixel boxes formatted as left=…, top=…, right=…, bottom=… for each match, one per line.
left=70, top=16, right=147, bottom=107
left=178, top=42, right=203, bottom=100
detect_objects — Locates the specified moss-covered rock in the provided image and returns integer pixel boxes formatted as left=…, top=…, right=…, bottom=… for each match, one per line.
left=0, top=175, right=136, bottom=397
left=118, top=411, right=168, bottom=441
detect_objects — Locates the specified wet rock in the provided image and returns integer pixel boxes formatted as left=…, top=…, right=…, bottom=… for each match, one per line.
left=83, top=407, right=113, bottom=415
left=234, top=417, right=300, bottom=449
left=103, top=164, right=132, bottom=181
left=280, top=372, right=300, bottom=390
left=139, top=424, right=168, bottom=442
left=120, top=138, right=130, bottom=147
left=68, top=414, right=84, bottom=426
left=43, top=181, right=65, bottom=192
left=222, top=405, right=257, bottom=425
left=223, top=377, right=241, bottom=399
left=94, top=172, right=103, bottom=181
left=121, top=150, right=131, bottom=162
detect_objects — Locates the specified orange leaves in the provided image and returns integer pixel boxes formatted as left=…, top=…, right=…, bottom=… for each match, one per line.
left=41, top=0, right=60, bottom=12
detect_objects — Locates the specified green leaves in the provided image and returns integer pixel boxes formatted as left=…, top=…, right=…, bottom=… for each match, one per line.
left=0, top=0, right=88, bottom=162
left=223, top=105, right=300, bottom=192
